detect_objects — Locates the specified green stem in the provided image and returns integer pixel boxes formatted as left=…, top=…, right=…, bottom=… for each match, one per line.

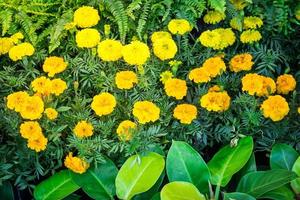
left=215, top=184, right=221, bottom=200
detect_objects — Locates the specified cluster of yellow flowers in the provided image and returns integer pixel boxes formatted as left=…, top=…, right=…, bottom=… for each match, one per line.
left=200, top=86, right=231, bottom=112
left=199, top=28, right=236, bottom=50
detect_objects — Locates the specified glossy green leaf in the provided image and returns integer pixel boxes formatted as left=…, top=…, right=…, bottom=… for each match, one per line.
left=224, top=192, right=255, bottom=200
left=291, top=156, right=300, bottom=194
left=238, top=153, right=257, bottom=177
left=0, top=181, right=14, bottom=200
left=116, top=152, right=165, bottom=200
left=166, top=140, right=210, bottom=193
left=160, top=181, right=205, bottom=200
left=208, top=136, right=253, bottom=187
left=259, top=185, right=295, bottom=200
left=34, top=170, right=80, bottom=200
left=270, top=144, right=299, bottom=170
left=72, top=159, right=118, bottom=200
left=236, top=169, right=297, bottom=198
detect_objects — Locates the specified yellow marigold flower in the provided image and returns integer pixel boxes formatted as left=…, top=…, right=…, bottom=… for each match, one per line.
left=20, top=121, right=42, bottom=140
left=153, top=38, right=177, bottom=61
left=116, top=120, right=136, bottom=141
left=64, top=152, right=89, bottom=174
left=164, top=78, right=187, bottom=100
left=198, top=30, right=221, bottom=49
left=168, top=19, right=192, bottom=35
left=10, top=32, right=24, bottom=44
left=42, top=56, right=68, bottom=77
left=6, top=91, right=29, bottom=112
left=260, top=95, right=289, bottom=121
left=244, top=16, right=263, bottom=29
left=276, top=74, right=296, bottom=95
left=122, top=41, right=150, bottom=65
left=173, top=104, right=197, bottom=124
left=242, top=73, right=276, bottom=96
left=20, top=96, right=44, bottom=120
left=229, top=53, right=254, bottom=72
left=230, top=0, right=249, bottom=10
left=203, top=10, right=226, bottom=24
left=160, top=71, right=173, bottom=84
left=202, top=57, right=226, bottom=78
left=31, top=76, right=52, bottom=96
left=73, top=120, right=94, bottom=138
left=76, top=28, right=100, bottom=48
left=230, top=17, right=242, bottom=31
left=97, top=39, right=123, bottom=61
left=27, top=134, right=48, bottom=152
left=188, top=67, right=211, bottom=84
left=73, top=6, right=100, bottom=28
left=132, top=101, right=160, bottom=124
left=257, top=77, right=276, bottom=97
left=50, top=78, right=67, bottom=96
left=9, top=42, right=34, bottom=61
left=115, top=71, right=138, bottom=89
left=215, top=28, right=236, bottom=49
left=150, top=31, right=172, bottom=43
left=44, top=108, right=58, bottom=120
left=0, top=37, right=14, bottom=55
left=200, top=91, right=231, bottom=112
left=240, top=30, right=262, bottom=44
left=208, top=85, right=221, bottom=92
left=91, top=92, right=116, bottom=116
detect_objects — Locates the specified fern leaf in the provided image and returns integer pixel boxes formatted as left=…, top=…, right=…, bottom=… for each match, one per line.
left=137, top=0, right=151, bottom=40
left=126, top=0, right=143, bottom=20
left=0, top=9, right=13, bottom=36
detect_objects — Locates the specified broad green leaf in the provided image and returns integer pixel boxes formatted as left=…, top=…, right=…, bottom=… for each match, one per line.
left=208, top=136, right=253, bottom=187
left=208, top=0, right=226, bottom=12
left=238, top=153, right=257, bottom=177
left=236, top=169, right=297, bottom=198
left=0, top=181, right=14, bottom=200
left=160, top=181, right=205, bottom=200
left=270, top=144, right=298, bottom=170
left=151, top=193, right=161, bottom=200
left=34, top=170, right=80, bottom=200
left=63, top=193, right=81, bottom=200
left=259, top=185, right=295, bottom=200
left=166, top=141, right=210, bottom=193
left=72, top=159, right=118, bottom=200
left=224, top=192, right=255, bottom=200
left=116, top=152, right=165, bottom=200
left=291, top=156, right=300, bottom=194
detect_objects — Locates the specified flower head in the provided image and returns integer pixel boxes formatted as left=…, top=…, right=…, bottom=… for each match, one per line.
left=202, top=56, right=226, bottom=78
left=43, top=56, right=67, bottom=77
left=244, top=16, right=263, bottom=29
left=116, top=120, right=136, bottom=141
left=64, top=153, right=89, bottom=174
left=73, top=120, right=94, bottom=138
left=260, top=95, right=289, bottom=121
left=188, top=67, right=211, bottom=84
left=203, top=11, right=226, bottom=24
left=150, top=31, right=172, bottom=43
left=74, top=6, right=100, bottom=28
left=0, top=37, right=14, bottom=55
left=240, top=30, right=262, bottom=44
left=50, top=78, right=67, bottom=96
left=229, top=53, right=254, bottom=72
left=164, top=78, right=187, bottom=100
left=27, top=134, right=48, bottom=152
left=242, top=73, right=276, bottom=96
left=9, top=42, right=34, bottom=61
left=20, top=96, right=44, bottom=120
left=97, top=39, right=123, bottom=61
left=173, top=104, right=197, bottom=124
left=76, top=28, right=100, bottom=48
left=44, top=108, right=58, bottom=120
left=200, top=91, right=231, bottom=112
left=31, top=76, right=52, bottom=96
left=91, top=92, right=116, bottom=116
left=132, top=101, right=160, bottom=124
left=115, top=71, right=138, bottom=89
left=7, top=91, right=29, bottom=112
left=153, top=38, right=177, bottom=60
left=168, top=19, right=192, bottom=35
left=276, top=74, right=296, bottom=95
left=20, top=121, right=43, bottom=140
left=122, top=41, right=150, bottom=65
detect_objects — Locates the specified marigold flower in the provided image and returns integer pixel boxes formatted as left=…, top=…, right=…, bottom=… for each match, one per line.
left=20, top=96, right=44, bottom=120
left=27, top=134, right=48, bottom=152
left=240, top=30, right=262, bottom=44
left=31, top=76, right=52, bottom=96
left=160, top=71, right=173, bottom=84
left=9, top=42, right=34, bottom=61
left=116, top=120, right=136, bottom=141
left=73, top=120, right=94, bottom=138
left=200, top=91, right=231, bottom=112
left=229, top=53, right=254, bottom=72
left=242, top=73, right=276, bottom=96
left=215, top=28, right=236, bottom=49
left=20, top=121, right=43, bottom=140
left=164, top=78, right=187, bottom=100
left=203, top=10, right=226, bottom=24
left=97, top=39, right=123, bottom=61
left=173, top=104, right=197, bottom=124
left=198, top=30, right=221, bottom=49
left=6, top=91, right=29, bottom=112
left=0, top=37, right=14, bottom=55
left=260, top=95, right=289, bottom=121
left=73, top=6, right=100, bottom=28
left=257, top=77, right=276, bottom=97
left=50, top=78, right=67, bottom=96
left=132, top=101, right=160, bottom=124
left=43, top=56, right=68, bottom=77
left=76, top=28, right=100, bottom=48
left=276, top=74, right=296, bottom=95
left=64, top=152, right=89, bottom=174
left=10, top=32, right=24, bottom=43
left=91, top=92, right=116, bottom=116
left=202, top=57, right=226, bottom=78
left=122, top=41, right=150, bottom=65
left=153, top=38, right=177, bottom=60
left=150, top=31, right=172, bottom=43
left=115, top=71, right=138, bottom=89
left=44, top=108, right=58, bottom=120
left=243, top=16, right=263, bottom=29
left=168, top=19, right=192, bottom=35
left=188, top=67, right=211, bottom=83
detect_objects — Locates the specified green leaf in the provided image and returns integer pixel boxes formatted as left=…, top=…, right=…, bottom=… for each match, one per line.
left=150, top=193, right=161, bottom=200
left=166, top=140, right=210, bottom=194
left=72, top=159, right=118, bottom=200
left=0, top=181, right=14, bottom=200
left=236, top=169, right=297, bottom=198
left=291, top=156, right=300, bottom=194
left=270, top=144, right=299, bottom=170
left=34, top=170, right=80, bottom=200
left=160, top=181, right=205, bottom=200
left=259, top=185, right=295, bottom=200
left=208, top=0, right=226, bottom=12
left=57, top=106, right=71, bottom=112
left=208, top=136, right=253, bottom=187
left=224, top=192, right=255, bottom=200
left=116, top=152, right=165, bottom=200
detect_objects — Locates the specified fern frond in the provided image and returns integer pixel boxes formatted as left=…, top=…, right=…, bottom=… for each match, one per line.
left=126, top=0, right=143, bottom=20
left=0, top=9, right=13, bottom=36
left=137, top=0, right=151, bottom=40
